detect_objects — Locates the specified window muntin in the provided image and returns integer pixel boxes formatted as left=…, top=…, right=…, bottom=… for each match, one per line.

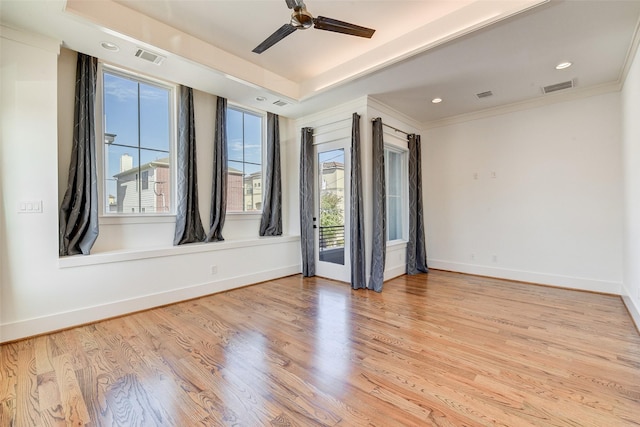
left=226, top=106, right=264, bottom=212
left=101, top=68, right=174, bottom=215
left=385, top=147, right=407, bottom=242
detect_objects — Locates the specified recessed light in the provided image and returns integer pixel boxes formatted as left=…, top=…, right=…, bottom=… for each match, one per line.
left=431, top=97, right=443, bottom=104
left=555, top=61, right=572, bottom=70
left=255, top=96, right=267, bottom=102
left=100, top=41, right=119, bottom=52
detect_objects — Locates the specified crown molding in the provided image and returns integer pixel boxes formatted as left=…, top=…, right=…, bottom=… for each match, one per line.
left=0, top=25, right=60, bottom=54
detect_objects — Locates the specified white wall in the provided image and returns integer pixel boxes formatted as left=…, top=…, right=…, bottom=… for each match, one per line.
left=621, top=41, right=640, bottom=327
left=1, top=31, right=301, bottom=343
left=423, top=92, right=624, bottom=293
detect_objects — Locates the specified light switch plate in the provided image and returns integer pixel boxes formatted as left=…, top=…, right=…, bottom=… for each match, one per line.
left=18, top=200, right=43, bottom=213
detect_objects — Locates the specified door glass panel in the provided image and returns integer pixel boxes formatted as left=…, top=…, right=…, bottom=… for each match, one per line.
left=318, top=149, right=345, bottom=265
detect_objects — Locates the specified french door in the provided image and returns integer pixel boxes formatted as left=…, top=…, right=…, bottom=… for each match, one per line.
left=314, top=139, right=350, bottom=282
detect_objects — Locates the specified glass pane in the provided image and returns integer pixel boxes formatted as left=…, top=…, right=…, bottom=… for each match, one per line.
left=243, top=162, right=262, bottom=212
left=103, top=73, right=139, bottom=150
left=243, top=113, right=262, bottom=165
left=226, top=108, right=244, bottom=162
left=385, top=149, right=404, bottom=241
left=387, top=151, right=402, bottom=196
left=139, top=83, right=170, bottom=152
left=227, top=160, right=244, bottom=212
left=140, top=148, right=171, bottom=213
left=103, top=71, right=173, bottom=215
left=318, top=149, right=345, bottom=265
left=105, top=144, right=139, bottom=213
left=225, top=107, right=263, bottom=212
left=388, top=196, right=402, bottom=241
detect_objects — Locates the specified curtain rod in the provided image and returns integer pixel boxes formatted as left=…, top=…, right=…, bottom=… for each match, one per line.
left=372, top=118, right=411, bottom=136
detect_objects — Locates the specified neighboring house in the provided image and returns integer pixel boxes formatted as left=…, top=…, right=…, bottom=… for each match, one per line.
left=227, top=167, right=244, bottom=211
left=113, top=156, right=170, bottom=213
left=321, top=161, right=343, bottom=192
left=244, top=171, right=262, bottom=211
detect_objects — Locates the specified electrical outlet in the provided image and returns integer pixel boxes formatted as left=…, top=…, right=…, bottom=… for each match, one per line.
left=210, top=265, right=218, bottom=275
left=492, top=255, right=498, bottom=262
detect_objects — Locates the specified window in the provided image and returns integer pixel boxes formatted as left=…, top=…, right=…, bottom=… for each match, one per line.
left=226, top=106, right=263, bottom=212
left=101, top=67, right=174, bottom=215
left=385, top=147, right=407, bottom=242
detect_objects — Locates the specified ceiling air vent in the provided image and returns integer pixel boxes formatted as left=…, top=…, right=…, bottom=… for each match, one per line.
left=476, top=90, right=493, bottom=99
left=542, top=79, right=574, bottom=94
left=134, top=48, right=165, bottom=65
left=273, top=100, right=288, bottom=107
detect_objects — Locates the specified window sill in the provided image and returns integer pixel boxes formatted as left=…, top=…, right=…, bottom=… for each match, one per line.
left=99, top=212, right=262, bottom=225
left=226, top=212, right=263, bottom=220
left=387, top=239, right=408, bottom=248
left=99, top=215, right=175, bottom=225
left=58, top=235, right=300, bottom=269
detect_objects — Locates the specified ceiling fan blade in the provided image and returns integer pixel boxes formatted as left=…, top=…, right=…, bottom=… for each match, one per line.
left=285, top=0, right=305, bottom=10
left=313, top=16, right=375, bottom=38
left=252, top=24, right=297, bottom=54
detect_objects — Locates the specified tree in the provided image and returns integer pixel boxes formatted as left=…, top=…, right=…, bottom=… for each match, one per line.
left=320, top=192, right=344, bottom=248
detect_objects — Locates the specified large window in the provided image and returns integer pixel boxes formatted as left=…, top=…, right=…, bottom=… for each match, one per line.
left=226, top=106, right=263, bottom=212
left=101, top=67, right=174, bottom=214
left=385, top=147, right=407, bottom=242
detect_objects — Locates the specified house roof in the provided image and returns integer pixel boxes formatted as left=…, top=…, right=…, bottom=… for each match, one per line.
left=113, top=157, right=169, bottom=179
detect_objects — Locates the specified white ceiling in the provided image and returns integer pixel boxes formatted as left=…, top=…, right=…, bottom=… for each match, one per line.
left=1, top=0, right=639, bottom=124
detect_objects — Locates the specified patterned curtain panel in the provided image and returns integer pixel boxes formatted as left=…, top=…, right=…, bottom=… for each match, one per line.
left=259, top=112, right=282, bottom=236
left=407, top=134, right=429, bottom=274
left=350, top=113, right=366, bottom=289
left=59, top=53, right=99, bottom=256
left=299, top=127, right=315, bottom=277
left=207, top=96, right=228, bottom=242
left=173, top=86, right=206, bottom=245
left=369, top=118, right=386, bottom=292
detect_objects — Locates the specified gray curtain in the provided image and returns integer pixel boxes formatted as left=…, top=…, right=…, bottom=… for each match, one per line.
left=407, top=134, right=429, bottom=274
left=350, top=113, right=366, bottom=289
left=369, top=118, right=386, bottom=292
left=299, top=127, right=315, bottom=276
left=207, top=97, right=228, bottom=242
left=59, top=53, right=99, bottom=256
left=173, top=86, right=206, bottom=245
left=259, top=112, right=282, bottom=236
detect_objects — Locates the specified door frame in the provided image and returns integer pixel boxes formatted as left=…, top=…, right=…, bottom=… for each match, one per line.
left=314, top=139, right=351, bottom=282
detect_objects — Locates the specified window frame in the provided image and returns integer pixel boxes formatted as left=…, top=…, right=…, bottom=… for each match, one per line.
left=225, top=102, right=266, bottom=215
left=96, top=63, right=177, bottom=219
left=384, top=144, right=409, bottom=244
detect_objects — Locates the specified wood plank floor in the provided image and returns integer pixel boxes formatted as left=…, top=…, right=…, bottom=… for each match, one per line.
left=1, top=270, right=640, bottom=426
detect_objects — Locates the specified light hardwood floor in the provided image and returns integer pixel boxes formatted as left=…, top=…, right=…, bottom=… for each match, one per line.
left=1, top=270, right=639, bottom=426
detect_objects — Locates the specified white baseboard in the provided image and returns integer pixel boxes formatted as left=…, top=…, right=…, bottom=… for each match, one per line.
left=1, top=264, right=301, bottom=343
left=621, top=295, right=640, bottom=331
left=427, top=259, right=622, bottom=295
left=384, top=264, right=406, bottom=281
left=621, top=282, right=640, bottom=332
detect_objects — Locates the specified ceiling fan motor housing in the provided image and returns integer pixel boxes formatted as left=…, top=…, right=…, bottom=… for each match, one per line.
left=291, top=7, right=314, bottom=29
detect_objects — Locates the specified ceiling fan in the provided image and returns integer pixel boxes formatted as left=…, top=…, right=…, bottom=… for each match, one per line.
left=252, top=0, right=376, bottom=54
